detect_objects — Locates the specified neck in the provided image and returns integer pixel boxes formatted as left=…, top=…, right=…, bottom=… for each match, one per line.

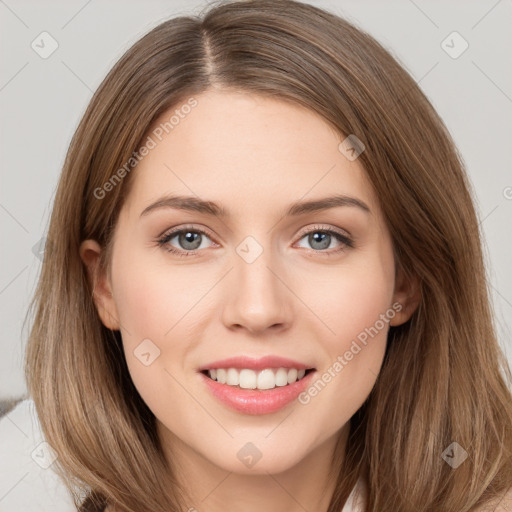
left=157, top=424, right=350, bottom=512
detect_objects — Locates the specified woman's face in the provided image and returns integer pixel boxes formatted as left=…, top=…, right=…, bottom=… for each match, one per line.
left=81, top=90, right=416, bottom=476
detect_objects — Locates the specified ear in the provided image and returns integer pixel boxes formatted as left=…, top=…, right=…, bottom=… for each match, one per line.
left=389, top=266, right=421, bottom=326
left=79, top=239, right=120, bottom=330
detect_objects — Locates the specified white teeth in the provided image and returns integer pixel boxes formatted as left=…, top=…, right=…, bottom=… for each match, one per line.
left=206, top=367, right=309, bottom=390
left=257, top=369, right=275, bottom=390
left=216, top=368, right=226, bottom=384
left=287, top=368, right=298, bottom=384
left=239, top=369, right=257, bottom=389
left=226, top=368, right=239, bottom=386
left=275, top=368, right=288, bottom=387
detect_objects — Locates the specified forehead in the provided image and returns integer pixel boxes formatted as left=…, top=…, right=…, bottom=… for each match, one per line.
left=122, top=90, right=379, bottom=220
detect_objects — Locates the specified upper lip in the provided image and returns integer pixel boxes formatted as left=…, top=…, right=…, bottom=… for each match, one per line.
left=197, top=356, right=315, bottom=372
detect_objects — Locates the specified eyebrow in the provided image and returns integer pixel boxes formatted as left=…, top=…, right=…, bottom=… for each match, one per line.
left=139, top=193, right=371, bottom=218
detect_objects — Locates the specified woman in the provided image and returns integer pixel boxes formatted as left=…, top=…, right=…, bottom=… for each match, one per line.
left=24, top=0, right=512, bottom=511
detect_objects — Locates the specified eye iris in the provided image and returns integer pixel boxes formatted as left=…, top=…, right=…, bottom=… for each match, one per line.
left=309, top=232, right=330, bottom=250
left=179, top=231, right=202, bottom=250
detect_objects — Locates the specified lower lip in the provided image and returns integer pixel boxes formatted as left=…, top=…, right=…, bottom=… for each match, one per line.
left=199, top=370, right=316, bottom=415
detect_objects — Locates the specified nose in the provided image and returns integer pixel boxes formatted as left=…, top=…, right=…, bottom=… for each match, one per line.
left=221, top=243, right=292, bottom=335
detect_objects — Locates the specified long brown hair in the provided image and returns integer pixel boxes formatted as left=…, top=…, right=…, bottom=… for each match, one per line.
left=24, top=1, right=512, bottom=510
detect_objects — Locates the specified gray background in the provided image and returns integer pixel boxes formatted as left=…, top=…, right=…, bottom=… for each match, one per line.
left=1, top=0, right=511, bottom=401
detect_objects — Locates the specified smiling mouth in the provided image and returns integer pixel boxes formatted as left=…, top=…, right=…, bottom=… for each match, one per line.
left=200, top=367, right=315, bottom=391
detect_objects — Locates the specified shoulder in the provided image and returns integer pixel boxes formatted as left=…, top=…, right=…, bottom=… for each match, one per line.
left=341, top=477, right=367, bottom=511
left=338, top=477, right=512, bottom=512
left=459, top=486, right=512, bottom=512
left=0, top=397, right=76, bottom=511
left=474, top=487, right=512, bottom=511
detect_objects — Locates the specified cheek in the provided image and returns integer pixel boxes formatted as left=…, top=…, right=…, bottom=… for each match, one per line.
left=109, top=248, right=215, bottom=405
left=108, top=250, right=179, bottom=380
left=114, top=273, right=167, bottom=341
left=111, top=244, right=202, bottom=343
left=111, top=270, right=192, bottom=423
left=296, top=251, right=394, bottom=415
left=307, top=259, right=395, bottom=352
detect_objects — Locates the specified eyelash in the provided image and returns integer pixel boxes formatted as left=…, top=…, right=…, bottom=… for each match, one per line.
left=156, top=224, right=354, bottom=258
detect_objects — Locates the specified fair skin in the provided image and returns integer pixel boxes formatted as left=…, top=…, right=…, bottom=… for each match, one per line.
left=80, top=90, right=421, bottom=512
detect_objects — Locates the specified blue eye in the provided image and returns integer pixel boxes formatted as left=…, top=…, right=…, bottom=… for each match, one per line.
left=156, top=225, right=353, bottom=257
left=296, top=227, right=353, bottom=254
left=157, top=227, right=213, bottom=256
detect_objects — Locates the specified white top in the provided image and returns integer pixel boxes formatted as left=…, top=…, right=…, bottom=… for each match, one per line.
left=0, top=399, right=365, bottom=511
left=342, top=476, right=366, bottom=511
left=0, top=399, right=76, bottom=511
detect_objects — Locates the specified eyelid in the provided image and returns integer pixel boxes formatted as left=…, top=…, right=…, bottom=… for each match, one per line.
left=158, top=223, right=351, bottom=247
left=295, top=223, right=352, bottom=240
left=156, top=224, right=354, bottom=256
left=157, top=223, right=215, bottom=238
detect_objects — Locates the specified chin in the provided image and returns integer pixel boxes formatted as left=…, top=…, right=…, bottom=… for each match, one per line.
left=219, top=456, right=304, bottom=476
